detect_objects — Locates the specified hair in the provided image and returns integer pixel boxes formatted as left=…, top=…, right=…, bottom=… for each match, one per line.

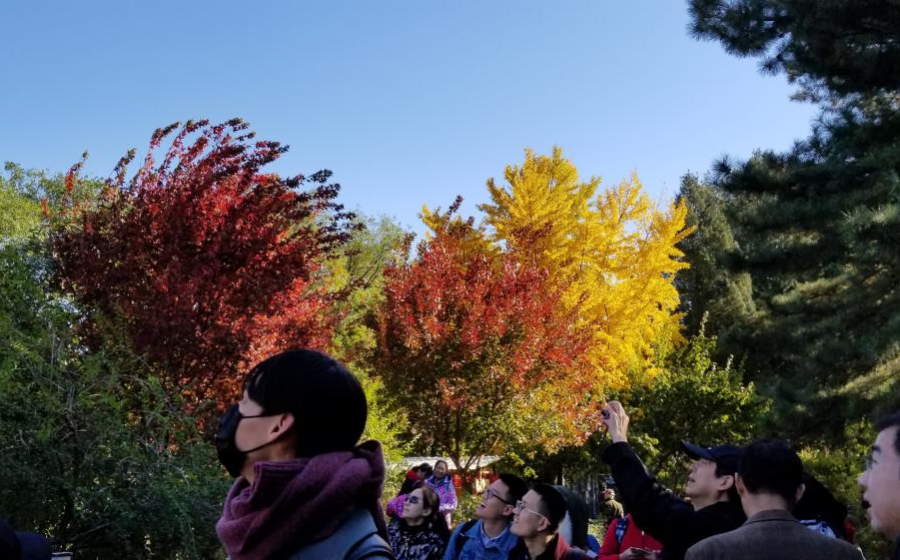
left=737, top=439, right=804, bottom=504
left=410, top=485, right=450, bottom=539
left=714, top=463, right=741, bottom=503
left=243, top=349, right=367, bottom=457
left=792, top=472, right=847, bottom=539
left=499, top=474, right=529, bottom=506
left=399, top=477, right=422, bottom=497
left=875, top=412, right=900, bottom=473
left=531, top=483, right=568, bottom=533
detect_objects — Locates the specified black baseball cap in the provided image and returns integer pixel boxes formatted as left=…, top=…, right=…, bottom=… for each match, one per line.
left=680, top=441, right=740, bottom=474
left=0, top=517, right=51, bottom=560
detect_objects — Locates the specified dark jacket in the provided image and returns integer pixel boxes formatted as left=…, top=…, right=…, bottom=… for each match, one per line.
left=601, top=442, right=745, bottom=560
left=507, top=535, right=590, bottom=560
left=388, top=518, right=447, bottom=560
left=684, top=510, right=862, bottom=560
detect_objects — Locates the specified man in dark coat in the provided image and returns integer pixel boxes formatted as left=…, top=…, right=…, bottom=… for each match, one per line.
left=599, top=401, right=745, bottom=560
left=685, top=439, right=860, bottom=560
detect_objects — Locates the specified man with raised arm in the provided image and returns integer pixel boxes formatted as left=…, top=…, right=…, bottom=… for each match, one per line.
left=599, top=401, right=745, bottom=560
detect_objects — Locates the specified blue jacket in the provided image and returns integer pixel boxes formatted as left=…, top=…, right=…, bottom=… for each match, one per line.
left=443, top=519, right=518, bottom=560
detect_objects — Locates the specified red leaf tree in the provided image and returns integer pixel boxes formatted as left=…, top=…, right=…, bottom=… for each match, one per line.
left=374, top=199, right=599, bottom=483
left=52, top=119, right=357, bottom=401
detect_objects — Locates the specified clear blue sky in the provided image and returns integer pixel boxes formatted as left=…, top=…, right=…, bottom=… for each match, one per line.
left=0, top=1, right=817, bottom=236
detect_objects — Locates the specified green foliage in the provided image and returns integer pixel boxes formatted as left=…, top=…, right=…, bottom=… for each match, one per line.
left=688, top=0, right=900, bottom=441
left=325, top=214, right=413, bottom=489
left=689, top=0, right=900, bottom=102
left=523, top=328, right=765, bottom=491
left=622, top=325, right=768, bottom=487
left=0, top=167, right=228, bottom=560
left=0, top=163, right=43, bottom=241
left=675, top=173, right=754, bottom=341
left=328, top=214, right=411, bottom=365
left=0, top=342, right=228, bottom=560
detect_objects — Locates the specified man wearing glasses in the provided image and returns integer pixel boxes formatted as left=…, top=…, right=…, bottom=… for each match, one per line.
left=508, top=484, right=592, bottom=560
left=600, top=401, right=745, bottom=560
left=443, top=474, right=529, bottom=560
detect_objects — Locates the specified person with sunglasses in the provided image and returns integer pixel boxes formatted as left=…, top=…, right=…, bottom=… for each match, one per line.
left=389, top=485, right=450, bottom=560
left=508, top=484, right=593, bottom=560
left=443, top=474, right=528, bottom=560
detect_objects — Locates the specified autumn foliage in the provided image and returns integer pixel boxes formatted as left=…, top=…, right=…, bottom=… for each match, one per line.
left=374, top=149, right=693, bottom=470
left=51, top=119, right=357, bottom=400
left=375, top=199, right=598, bottom=474
left=480, top=147, right=694, bottom=388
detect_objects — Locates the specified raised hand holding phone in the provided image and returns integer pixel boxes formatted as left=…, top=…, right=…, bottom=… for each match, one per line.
left=601, top=400, right=630, bottom=444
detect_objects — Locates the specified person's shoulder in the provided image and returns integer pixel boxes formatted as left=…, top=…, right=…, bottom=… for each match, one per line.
left=684, top=529, right=736, bottom=560
left=698, top=500, right=746, bottom=526
left=799, top=529, right=862, bottom=559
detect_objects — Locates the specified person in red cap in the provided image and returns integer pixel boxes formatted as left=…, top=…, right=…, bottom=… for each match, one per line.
left=599, top=401, right=745, bottom=560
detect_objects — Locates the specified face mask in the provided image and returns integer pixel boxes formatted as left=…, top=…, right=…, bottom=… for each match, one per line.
left=215, top=404, right=274, bottom=478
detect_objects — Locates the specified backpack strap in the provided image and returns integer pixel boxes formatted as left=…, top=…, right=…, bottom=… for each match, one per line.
left=452, top=519, right=479, bottom=558
left=346, top=532, right=394, bottom=560
left=289, top=509, right=394, bottom=560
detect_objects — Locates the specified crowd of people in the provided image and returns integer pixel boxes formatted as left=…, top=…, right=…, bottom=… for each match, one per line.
left=1, top=349, right=899, bottom=560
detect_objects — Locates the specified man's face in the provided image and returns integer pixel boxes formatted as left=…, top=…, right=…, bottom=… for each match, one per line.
left=477, top=480, right=515, bottom=521
left=685, top=458, right=726, bottom=500
left=511, top=490, right=549, bottom=538
left=859, top=427, right=900, bottom=539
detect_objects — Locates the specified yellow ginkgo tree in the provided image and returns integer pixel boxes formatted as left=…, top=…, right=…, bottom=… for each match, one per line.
left=479, top=147, right=694, bottom=391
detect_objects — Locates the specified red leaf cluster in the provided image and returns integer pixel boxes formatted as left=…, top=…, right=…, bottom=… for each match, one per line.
left=375, top=203, right=594, bottom=455
left=52, top=119, right=357, bottom=401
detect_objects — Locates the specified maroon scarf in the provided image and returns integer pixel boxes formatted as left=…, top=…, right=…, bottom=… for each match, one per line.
left=216, top=440, right=387, bottom=560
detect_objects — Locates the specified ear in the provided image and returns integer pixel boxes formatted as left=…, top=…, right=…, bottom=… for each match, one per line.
left=269, top=413, right=295, bottom=438
left=537, top=516, right=550, bottom=533
left=716, top=473, right=735, bottom=492
left=502, top=504, right=516, bottom=517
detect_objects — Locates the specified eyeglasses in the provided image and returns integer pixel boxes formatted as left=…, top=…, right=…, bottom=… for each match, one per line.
left=483, top=487, right=513, bottom=504
left=514, top=500, right=548, bottom=522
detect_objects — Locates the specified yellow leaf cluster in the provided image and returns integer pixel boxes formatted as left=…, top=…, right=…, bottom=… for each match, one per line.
left=479, top=147, right=694, bottom=390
